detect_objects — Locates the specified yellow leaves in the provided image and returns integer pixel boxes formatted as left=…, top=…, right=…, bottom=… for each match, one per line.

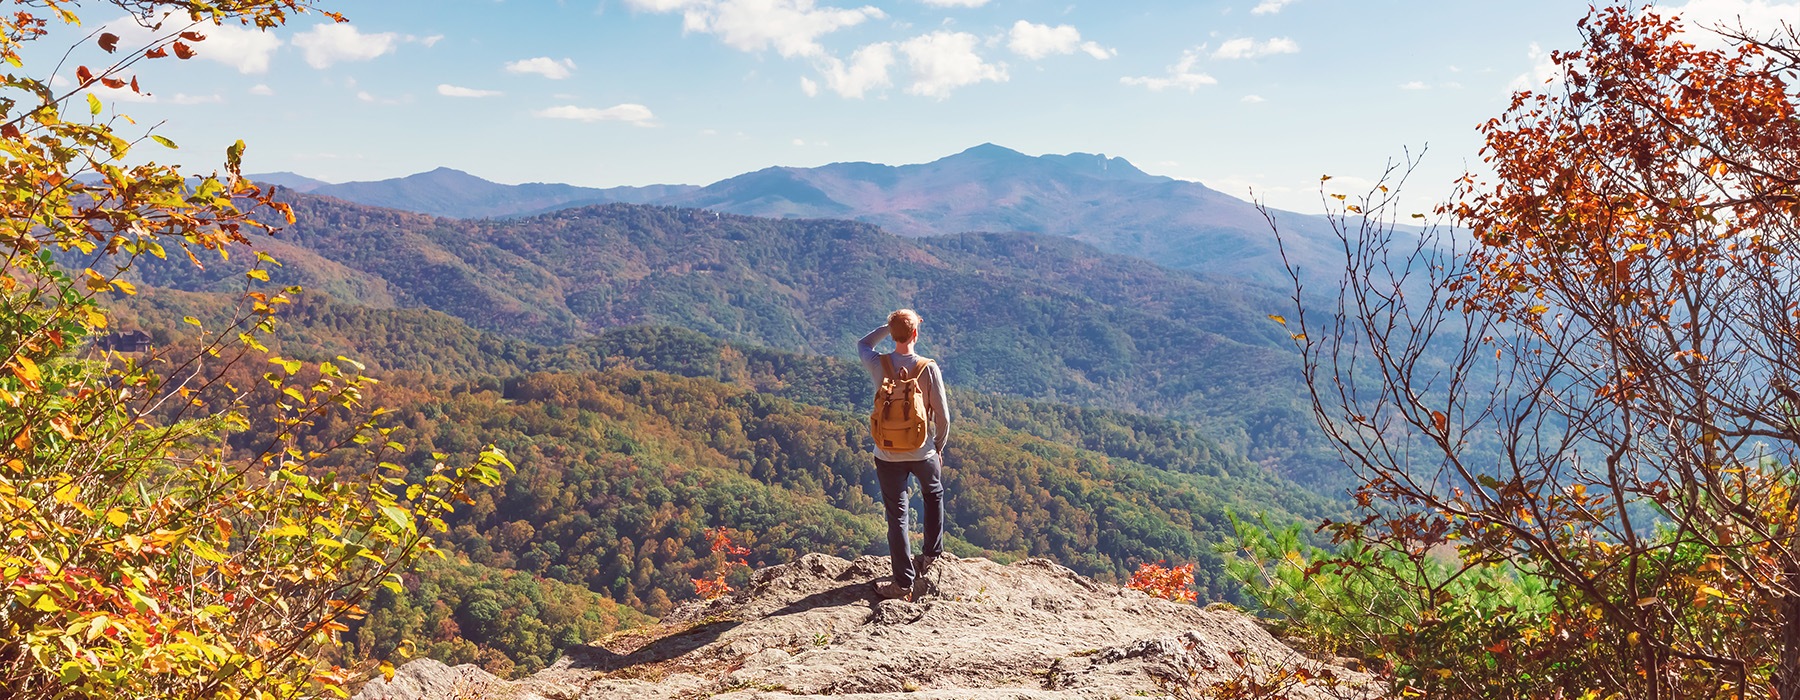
left=10, top=356, right=42, bottom=385
left=184, top=538, right=227, bottom=563
left=246, top=269, right=270, bottom=282
left=1268, top=314, right=1287, bottom=326
left=85, top=615, right=110, bottom=642
left=104, top=510, right=128, bottom=528
left=380, top=660, right=396, bottom=682
left=267, top=524, right=308, bottom=538
left=270, top=357, right=303, bottom=376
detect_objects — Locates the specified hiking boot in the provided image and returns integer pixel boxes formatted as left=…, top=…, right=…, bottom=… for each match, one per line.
left=874, top=581, right=911, bottom=601
left=915, top=554, right=939, bottom=578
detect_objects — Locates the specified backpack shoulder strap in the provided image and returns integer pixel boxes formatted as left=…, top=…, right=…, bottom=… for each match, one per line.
left=879, top=353, right=896, bottom=382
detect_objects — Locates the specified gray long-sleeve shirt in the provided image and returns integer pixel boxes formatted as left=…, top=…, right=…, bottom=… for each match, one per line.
left=859, top=325, right=950, bottom=462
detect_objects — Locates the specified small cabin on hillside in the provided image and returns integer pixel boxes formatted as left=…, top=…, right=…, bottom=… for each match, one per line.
left=96, top=330, right=154, bottom=354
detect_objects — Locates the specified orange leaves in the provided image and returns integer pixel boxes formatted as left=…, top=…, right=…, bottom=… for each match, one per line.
left=693, top=528, right=752, bottom=599
left=1127, top=561, right=1197, bottom=603
left=97, top=32, right=117, bottom=53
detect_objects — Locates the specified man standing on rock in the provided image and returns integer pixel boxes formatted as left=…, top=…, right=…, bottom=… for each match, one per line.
left=858, top=309, right=951, bottom=600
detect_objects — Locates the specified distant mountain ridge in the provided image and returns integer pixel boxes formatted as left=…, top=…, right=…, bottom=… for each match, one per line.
left=254, top=144, right=1342, bottom=285
left=251, top=167, right=699, bottom=220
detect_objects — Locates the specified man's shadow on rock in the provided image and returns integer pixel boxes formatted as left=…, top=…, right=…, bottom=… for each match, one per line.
left=563, top=619, right=743, bottom=673
left=561, top=581, right=878, bottom=673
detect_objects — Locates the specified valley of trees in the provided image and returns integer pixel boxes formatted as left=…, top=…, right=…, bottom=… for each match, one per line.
left=109, top=195, right=1346, bottom=489
left=111, top=290, right=1335, bottom=676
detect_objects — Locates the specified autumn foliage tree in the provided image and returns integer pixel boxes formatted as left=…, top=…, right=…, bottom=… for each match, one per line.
left=0, top=2, right=505, bottom=698
left=1266, top=5, right=1800, bottom=698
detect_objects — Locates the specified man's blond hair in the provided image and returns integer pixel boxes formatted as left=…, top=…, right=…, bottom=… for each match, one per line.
left=888, top=308, right=921, bottom=342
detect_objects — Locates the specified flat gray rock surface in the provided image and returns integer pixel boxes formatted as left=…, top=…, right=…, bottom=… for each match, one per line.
left=356, top=554, right=1378, bottom=699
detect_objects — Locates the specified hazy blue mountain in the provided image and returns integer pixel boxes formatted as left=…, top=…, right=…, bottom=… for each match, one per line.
left=257, top=145, right=1353, bottom=285
left=285, top=167, right=699, bottom=219
left=660, top=143, right=1343, bottom=285
left=249, top=171, right=332, bottom=192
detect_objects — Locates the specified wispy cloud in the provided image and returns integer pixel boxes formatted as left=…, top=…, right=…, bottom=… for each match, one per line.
left=814, top=42, right=897, bottom=98
left=1007, top=20, right=1113, bottom=60
left=621, top=0, right=884, bottom=59
left=506, top=57, right=578, bottom=80
left=1211, top=37, right=1299, bottom=60
left=534, top=103, right=658, bottom=126
left=1121, top=48, right=1217, bottom=92
left=439, top=84, right=503, bottom=98
left=292, top=24, right=406, bottom=69
left=1251, top=0, right=1297, bottom=14
left=898, top=31, right=1008, bottom=99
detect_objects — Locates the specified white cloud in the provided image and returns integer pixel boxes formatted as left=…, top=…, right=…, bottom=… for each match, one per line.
left=533, top=103, right=658, bottom=126
left=898, top=31, right=1007, bottom=99
left=293, top=24, right=399, bottom=69
left=101, top=14, right=282, bottom=74
left=1399, top=80, right=1429, bottom=90
left=1211, top=37, right=1300, bottom=60
left=1121, top=48, right=1217, bottom=91
left=439, top=84, right=503, bottom=98
left=1251, top=0, right=1296, bottom=14
left=1508, top=42, right=1560, bottom=92
left=250, top=84, right=275, bottom=96
left=506, top=57, right=578, bottom=79
left=793, top=138, right=807, bottom=145
left=1007, top=20, right=1113, bottom=60
left=919, top=0, right=989, bottom=6
left=800, top=76, right=820, bottom=96
left=1661, top=0, right=1800, bottom=43
left=623, top=0, right=884, bottom=59
left=815, top=42, right=896, bottom=97
left=1241, top=94, right=1266, bottom=103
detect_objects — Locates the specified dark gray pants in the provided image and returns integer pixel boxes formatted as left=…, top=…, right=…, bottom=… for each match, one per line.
left=875, top=455, right=944, bottom=588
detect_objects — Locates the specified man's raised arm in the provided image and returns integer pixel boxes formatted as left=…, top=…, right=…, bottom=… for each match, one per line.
left=858, top=325, right=889, bottom=378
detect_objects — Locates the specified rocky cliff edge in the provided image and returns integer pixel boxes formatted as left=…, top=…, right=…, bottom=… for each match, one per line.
left=355, top=553, right=1378, bottom=699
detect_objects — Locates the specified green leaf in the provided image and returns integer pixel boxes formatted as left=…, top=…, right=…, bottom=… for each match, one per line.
left=86, top=93, right=101, bottom=116
left=150, top=134, right=178, bottom=149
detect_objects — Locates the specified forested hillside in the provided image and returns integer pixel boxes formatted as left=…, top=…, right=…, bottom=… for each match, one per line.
left=105, top=195, right=1343, bottom=489
left=108, top=288, right=1335, bottom=677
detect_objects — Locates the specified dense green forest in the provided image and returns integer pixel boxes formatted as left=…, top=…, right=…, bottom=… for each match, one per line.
left=96, top=196, right=1342, bottom=489
left=109, top=288, right=1335, bottom=676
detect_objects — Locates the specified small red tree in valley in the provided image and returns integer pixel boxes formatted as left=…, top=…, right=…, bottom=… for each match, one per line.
left=691, top=528, right=752, bottom=600
left=1128, top=561, right=1198, bottom=603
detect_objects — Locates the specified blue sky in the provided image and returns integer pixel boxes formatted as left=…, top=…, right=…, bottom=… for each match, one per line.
left=46, top=0, right=1800, bottom=211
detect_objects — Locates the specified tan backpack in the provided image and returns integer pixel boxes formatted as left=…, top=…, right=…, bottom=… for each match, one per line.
left=871, top=355, right=934, bottom=452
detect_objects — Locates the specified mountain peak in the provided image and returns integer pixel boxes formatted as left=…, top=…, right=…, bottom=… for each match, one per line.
left=949, top=142, right=1030, bottom=161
